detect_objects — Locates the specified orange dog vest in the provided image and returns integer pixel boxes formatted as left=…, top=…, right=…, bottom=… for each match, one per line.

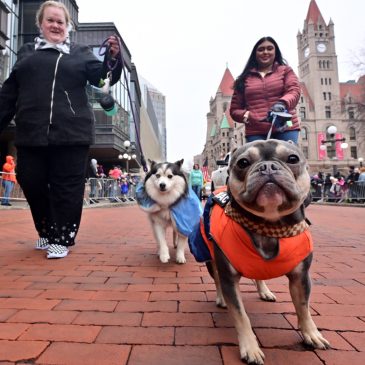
left=200, top=203, right=313, bottom=280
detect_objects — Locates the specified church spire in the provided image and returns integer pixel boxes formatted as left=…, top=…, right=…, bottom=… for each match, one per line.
left=305, top=0, right=326, bottom=27
left=217, top=67, right=234, bottom=96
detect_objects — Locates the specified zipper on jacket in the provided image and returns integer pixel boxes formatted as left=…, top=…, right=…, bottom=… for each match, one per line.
left=48, top=53, right=63, bottom=131
left=64, top=90, right=76, bottom=115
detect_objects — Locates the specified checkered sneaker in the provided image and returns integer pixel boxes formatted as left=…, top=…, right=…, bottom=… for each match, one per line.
left=47, top=244, right=69, bottom=259
left=225, top=202, right=309, bottom=238
left=35, top=237, right=49, bottom=250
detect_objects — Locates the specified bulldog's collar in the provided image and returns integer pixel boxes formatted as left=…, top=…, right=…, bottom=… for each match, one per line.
left=224, top=202, right=309, bottom=238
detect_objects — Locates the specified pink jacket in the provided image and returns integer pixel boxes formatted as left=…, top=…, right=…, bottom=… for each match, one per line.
left=230, top=63, right=301, bottom=136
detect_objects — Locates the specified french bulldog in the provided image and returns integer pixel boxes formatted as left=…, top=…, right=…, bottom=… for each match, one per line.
left=204, top=140, right=329, bottom=364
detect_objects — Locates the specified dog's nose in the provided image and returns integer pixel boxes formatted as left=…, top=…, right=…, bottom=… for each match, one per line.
left=258, top=163, right=279, bottom=174
left=159, top=183, right=166, bottom=190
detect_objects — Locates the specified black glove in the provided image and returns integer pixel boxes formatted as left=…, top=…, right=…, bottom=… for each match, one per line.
left=271, top=102, right=286, bottom=112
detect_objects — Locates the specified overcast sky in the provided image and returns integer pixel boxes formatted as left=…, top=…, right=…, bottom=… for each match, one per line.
left=76, top=0, right=365, bottom=165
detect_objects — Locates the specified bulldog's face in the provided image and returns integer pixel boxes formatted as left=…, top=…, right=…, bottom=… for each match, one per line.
left=228, top=140, right=310, bottom=221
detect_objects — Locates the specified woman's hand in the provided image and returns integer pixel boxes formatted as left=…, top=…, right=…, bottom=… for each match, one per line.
left=107, top=36, right=120, bottom=58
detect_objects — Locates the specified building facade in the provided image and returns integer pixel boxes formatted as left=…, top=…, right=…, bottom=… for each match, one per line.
left=0, top=0, right=157, bottom=174
left=200, top=0, right=364, bottom=176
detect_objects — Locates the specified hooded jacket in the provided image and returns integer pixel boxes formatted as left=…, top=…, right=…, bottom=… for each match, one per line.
left=2, top=156, right=16, bottom=182
left=230, top=63, right=301, bottom=136
left=0, top=42, right=121, bottom=146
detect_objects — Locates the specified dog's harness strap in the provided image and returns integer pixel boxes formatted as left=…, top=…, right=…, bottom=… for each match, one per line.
left=212, top=191, right=230, bottom=207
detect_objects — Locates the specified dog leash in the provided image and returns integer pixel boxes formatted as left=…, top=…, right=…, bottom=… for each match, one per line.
left=99, top=36, right=148, bottom=172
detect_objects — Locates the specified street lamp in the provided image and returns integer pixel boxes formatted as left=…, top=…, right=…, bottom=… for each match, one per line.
left=121, top=140, right=136, bottom=173
left=358, top=157, right=364, bottom=168
left=320, top=125, right=348, bottom=175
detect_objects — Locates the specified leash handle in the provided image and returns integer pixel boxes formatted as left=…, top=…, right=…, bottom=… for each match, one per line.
left=98, top=36, right=122, bottom=71
left=99, top=35, right=148, bottom=173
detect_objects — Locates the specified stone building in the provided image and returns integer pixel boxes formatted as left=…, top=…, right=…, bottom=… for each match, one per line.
left=199, top=0, right=364, bottom=177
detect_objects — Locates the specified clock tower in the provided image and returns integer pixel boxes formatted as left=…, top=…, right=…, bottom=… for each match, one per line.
left=297, top=0, right=344, bottom=172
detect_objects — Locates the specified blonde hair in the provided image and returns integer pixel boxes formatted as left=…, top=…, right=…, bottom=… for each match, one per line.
left=36, top=1, right=72, bottom=29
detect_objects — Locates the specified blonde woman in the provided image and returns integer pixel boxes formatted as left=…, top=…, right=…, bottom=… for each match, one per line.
left=0, top=1, right=121, bottom=258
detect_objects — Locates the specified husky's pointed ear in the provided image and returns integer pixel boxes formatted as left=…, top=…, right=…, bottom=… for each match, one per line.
left=175, top=159, right=184, bottom=168
left=148, top=159, right=156, bottom=169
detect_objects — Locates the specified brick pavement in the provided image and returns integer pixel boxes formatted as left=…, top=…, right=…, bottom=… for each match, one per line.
left=0, top=203, right=364, bottom=365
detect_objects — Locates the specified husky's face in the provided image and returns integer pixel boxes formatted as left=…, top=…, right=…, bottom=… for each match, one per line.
left=144, top=159, right=188, bottom=206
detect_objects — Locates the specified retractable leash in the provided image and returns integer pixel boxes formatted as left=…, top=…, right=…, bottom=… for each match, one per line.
left=98, top=36, right=148, bottom=172
left=265, top=111, right=293, bottom=140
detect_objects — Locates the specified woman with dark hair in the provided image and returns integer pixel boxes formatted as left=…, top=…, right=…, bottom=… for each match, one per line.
left=230, top=36, right=301, bottom=142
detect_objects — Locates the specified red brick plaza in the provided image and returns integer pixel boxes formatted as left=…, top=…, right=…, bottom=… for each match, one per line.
left=0, top=203, right=364, bottom=365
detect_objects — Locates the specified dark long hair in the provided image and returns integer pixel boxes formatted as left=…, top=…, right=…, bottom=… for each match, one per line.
left=233, top=36, right=287, bottom=92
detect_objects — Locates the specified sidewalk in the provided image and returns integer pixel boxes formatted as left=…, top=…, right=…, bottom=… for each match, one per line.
left=0, top=204, right=364, bottom=365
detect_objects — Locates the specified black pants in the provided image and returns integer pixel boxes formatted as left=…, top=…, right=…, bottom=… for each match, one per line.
left=16, top=145, right=89, bottom=247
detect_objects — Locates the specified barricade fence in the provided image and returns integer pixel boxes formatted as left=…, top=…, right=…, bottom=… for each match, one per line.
left=0, top=174, right=136, bottom=206
left=311, top=181, right=365, bottom=203
left=84, top=177, right=137, bottom=205
left=0, top=172, right=26, bottom=202
left=1, top=172, right=363, bottom=205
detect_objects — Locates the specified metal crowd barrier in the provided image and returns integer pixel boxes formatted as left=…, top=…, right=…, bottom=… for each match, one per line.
left=311, top=181, right=365, bottom=203
left=84, top=177, right=137, bottom=205
left=0, top=173, right=136, bottom=207
left=0, top=172, right=26, bottom=203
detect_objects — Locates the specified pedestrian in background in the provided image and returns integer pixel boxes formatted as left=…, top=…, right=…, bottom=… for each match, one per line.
left=87, top=158, right=99, bottom=204
left=1, top=155, right=16, bottom=206
left=0, top=1, right=121, bottom=258
left=189, top=164, right=204, bottom=200
left=230, top=36, right=301, bottom=143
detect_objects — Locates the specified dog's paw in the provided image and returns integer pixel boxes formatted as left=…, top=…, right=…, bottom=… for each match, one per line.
left=254, top=280, right=276, bottom=302
left=216, top=296, right=227, bottom=308
left=302, top=329, right=330, bottom=349
left=159, top=253, right=170, bottom=263
left=175, top=253, right=186, bottom=264
left=240, top=344, right=265, bottom=365
left=258, top=290, right=276, bottom=302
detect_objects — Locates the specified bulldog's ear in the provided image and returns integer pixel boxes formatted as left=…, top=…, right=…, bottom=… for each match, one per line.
left=175, top=159, right=184, bottom=168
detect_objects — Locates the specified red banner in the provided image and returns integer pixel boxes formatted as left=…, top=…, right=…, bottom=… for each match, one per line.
left=317, top=133, right=326, bottom=160
left=335, top=133, right=344, bottom=160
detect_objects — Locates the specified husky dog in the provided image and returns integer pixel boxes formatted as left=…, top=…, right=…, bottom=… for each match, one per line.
left=137, top=159, right=202, bottom=264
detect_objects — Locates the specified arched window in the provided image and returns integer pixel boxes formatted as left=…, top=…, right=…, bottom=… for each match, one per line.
left=348, top=108, right=355, bottom=120
left=300, top=127, right=308, bottom=141
left=300, top=107, right=306, bottom=120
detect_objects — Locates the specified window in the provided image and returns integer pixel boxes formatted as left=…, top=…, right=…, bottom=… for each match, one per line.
left=0, top=2, right=9, bottom=49
left=325, top=78, right=328, bottom=85
left=348, top=108, right=355, bottom=120
left=319, top=61, right=322, bottom=68
left=300, top=107, right=306, bottom=120
left=325, top=106, right=331, bottom=118
left=328, top=92, right=331, bottom=101
left=321, top=78, right=323, bottom=85
left=349, top=127, right=356, bottom=140
left=350, top=146, right=357, bottom=159
left=300, top=127, right=308, bottom=140
left=302, top=146, right=309, bottom=159
left=323, top=92, right=326, bottom=101
left=329, top=78, right=332, bottom=85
